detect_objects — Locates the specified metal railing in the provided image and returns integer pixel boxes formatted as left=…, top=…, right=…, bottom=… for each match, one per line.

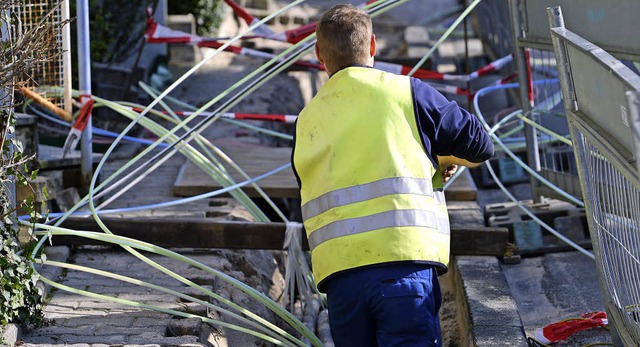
left=549, top=6, right=640, bottom=345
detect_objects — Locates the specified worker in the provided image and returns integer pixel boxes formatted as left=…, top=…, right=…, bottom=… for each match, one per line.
left=291, top=4, right=494, bottom=346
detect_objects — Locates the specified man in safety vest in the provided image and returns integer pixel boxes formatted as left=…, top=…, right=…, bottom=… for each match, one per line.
left=291, top=4, right=494, bottom=346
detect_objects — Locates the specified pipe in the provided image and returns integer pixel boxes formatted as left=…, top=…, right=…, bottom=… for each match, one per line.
left=76, top=0, right=93, bottom=187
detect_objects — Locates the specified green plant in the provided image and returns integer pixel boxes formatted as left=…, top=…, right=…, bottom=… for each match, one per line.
left=168, top=0, right=224, bottom=36
left=1, top=0, right=61, bottom=330
left=67, top=0, right=155, bottom=67
left=0, top=111, right=45, bottom=329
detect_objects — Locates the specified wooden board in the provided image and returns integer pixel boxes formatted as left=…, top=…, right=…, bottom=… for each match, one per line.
left=57, top=217, right=509, bottom=255
left=173, top=141, right=299, bottom=199
left=172, top=141, right=479, bottom=202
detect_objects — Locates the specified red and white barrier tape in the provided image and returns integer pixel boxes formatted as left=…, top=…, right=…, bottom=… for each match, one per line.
left=534, top=312, right=608, bottom=344
left=62, top=94, right=94, bottom=157
left=145, top=18, right=512, bottom=85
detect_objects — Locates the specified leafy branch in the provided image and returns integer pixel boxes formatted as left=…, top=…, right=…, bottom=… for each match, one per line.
left=1, top=0, right=64, bottom=330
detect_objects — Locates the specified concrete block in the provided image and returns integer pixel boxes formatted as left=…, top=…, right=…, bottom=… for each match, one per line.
left=132, top=316, right=171, bottom=327
left=126, top=335, right=199, bottom=345
left=407, top=46, right=430, bottom=59
left=448, top=201, right=484, bottom=228
left=34, top=245, right=71, bottom=298
left=167, top=14, right=200, bottom=64
left=456, top=256, right=527, bottom=346
left=36, top=324, right=97, bottom=336
left=94, top=325, right=164, bottom=336
left=405, top=26, right=430, bottom=45
left=32, top=175, right=60, bottom=201
left=60, top=315, right=132, bottom=328
left=279, top=15, right=290, bottom=25
left=16, top=113, right=38, bottom=166
left=1, top=324, right=20, bottom=347
left=486, top=199, right=578, bottom=232
left=554, top=213, right=589, bottom=242
left=436, top=39, right=484, bottom=59
left=473, top=326, right=529, bottom=346
left=93, top=63, right=143, bottom=86
left=498, top=157, right=527, bottom=184
left=16, top=175, right=58, bottom=215
left=167, top=317, right=202, bottom=336
left=62, top=334, right=128, bottom=344
left=472, top=154, right=530, bottom=189
left=246, top=0, right=268, bottom=10
left=55, top=187, right=80, bottom=212
left=513, top=220, right=543, bottom=250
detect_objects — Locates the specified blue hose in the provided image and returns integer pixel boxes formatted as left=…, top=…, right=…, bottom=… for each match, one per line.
left=29, top=105, right=169, bottom=148
left=23, top=162, right=291, bottom=222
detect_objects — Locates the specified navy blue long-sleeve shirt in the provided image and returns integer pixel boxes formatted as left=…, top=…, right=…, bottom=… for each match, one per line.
left=410, top=77, right=494, bottom=169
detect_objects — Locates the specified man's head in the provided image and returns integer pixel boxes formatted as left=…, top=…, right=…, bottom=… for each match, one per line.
left=315, top=4, right=376, bottom=75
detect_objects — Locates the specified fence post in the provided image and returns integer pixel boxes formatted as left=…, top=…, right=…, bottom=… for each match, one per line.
left=628, top=91, right=640, bottom=177
left=509, top=0, right=541, bottom=201
left=76, top=0, right=93, bottom=187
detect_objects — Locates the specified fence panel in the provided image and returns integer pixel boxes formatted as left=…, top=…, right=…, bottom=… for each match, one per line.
left=550, top=6, right=640, bottom=345
left=521, top=0, right=640, bottom=61
left=11, top=0, right=72, bottom=115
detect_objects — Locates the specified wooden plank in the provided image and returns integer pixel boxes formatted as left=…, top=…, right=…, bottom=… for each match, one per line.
left=172, top=141, right=299, bottom=199
left=37, top=145, right=103, bottom=170
left=56, top=217, right=508, bottom=256
left=58, top=217, right=303, bottom=250
left=172, top=141, right=479, bottom=201
left=448, top=201, right=485, bottom=228
left=445, top=169, right=478, bottom=201
left=450, top=227, right=510, bottom=256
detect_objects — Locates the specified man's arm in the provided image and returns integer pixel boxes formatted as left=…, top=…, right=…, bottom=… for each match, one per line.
left=437, top=155, right=484, bottom=168
left=411, top=78, right=494, bottom=169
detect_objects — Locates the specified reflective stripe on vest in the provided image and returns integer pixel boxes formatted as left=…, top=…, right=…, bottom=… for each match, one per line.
left=301, top=177, right=435, bottom=220
left=307, top=208, right=450, bottom=250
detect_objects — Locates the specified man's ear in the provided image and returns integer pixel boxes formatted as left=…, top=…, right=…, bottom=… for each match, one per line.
left=370, top=34, right=376, bottom=57
left=315, top=43, right=325, bottom=65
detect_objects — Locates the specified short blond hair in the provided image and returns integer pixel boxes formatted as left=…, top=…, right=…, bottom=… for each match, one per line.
left=316, top=4, right=372, bottom=72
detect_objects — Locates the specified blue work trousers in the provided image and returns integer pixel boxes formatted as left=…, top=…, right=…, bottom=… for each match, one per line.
left=325, top=263, right=442, bottom=347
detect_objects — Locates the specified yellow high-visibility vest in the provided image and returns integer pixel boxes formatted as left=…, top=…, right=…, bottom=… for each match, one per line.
left=292, top=67, right=450, bottom=289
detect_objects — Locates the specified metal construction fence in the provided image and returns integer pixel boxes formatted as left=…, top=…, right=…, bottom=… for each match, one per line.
left=476, top=0, right=640, bottom=204
left=11, top=0, right=72, bottom=114
left=549, top=6, right=640, bottom=346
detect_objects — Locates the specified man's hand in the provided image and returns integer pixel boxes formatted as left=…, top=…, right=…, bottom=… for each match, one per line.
left=441, top=164, right=458, bottom=183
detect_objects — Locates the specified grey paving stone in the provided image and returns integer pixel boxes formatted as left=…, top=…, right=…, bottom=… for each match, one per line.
left=115, top=293, right=179, bottom=302
left=59, top=334, right=128, bottom=344
left=473, top=326, right=529, bottom=347
left=94, top=325, right=165, bottom=336
left=20, top=334, right=65, bottom=344
left=167, top=317, right=202, bottom=336
left=44, top=308, right=108, bottom=319
left=1, top=324, right=19, bottom=346
left=125, top=335, right=200, bottom=345
left=132, top=316, right=170, bottom=327
left=62, top=278, right=126, bottom=287
left=456, top=256, right=528, bottom=346
left=32, top=324, right=97, bottom=336
left=60, top=315, right=135, bottom=327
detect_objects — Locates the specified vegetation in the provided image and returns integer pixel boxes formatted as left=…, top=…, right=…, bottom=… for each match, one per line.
left=168, top=0, right=225, bottom=36
left=1, top=0, right=62, bottom=329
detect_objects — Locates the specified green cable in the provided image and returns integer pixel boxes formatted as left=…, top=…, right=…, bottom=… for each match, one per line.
left=408, top=0, right=483, bottom=77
